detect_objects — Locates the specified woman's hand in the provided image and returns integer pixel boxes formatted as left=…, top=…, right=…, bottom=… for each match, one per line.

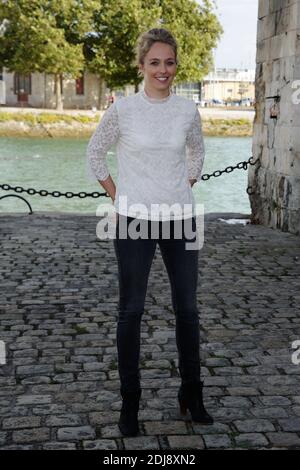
left=97, top=174, right=116, bottom=202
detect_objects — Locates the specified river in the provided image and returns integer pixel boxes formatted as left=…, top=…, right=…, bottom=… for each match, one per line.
left=0, top=136, right=252, bottom=215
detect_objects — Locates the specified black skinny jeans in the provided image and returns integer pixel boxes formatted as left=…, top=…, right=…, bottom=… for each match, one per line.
left=113, top=214, right=201, bottom=392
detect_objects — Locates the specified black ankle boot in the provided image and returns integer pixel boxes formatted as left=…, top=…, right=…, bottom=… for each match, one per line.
left=118, top=388, right=142, bottom=436
left=178, top=381, right=214, bottom=424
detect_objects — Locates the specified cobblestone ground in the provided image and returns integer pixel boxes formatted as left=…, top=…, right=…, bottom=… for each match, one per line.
left=0, top=212, right=300, bottom=450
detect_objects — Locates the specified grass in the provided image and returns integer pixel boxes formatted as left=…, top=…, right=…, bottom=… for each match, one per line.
left=202, top=118, right=253, bottom=137
left=0, top=111, right=100, bottom=125
left=0, top=112, right=253, bottom=137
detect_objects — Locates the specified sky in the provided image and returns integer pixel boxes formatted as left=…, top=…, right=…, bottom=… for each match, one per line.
left=209, top=0, right=259, bottom=70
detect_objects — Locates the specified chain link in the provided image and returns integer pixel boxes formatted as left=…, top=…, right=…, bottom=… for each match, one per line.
left=0, top=156, right=260, bottom=199
left=0, top=183, right=108, bottom=199
left=200, top=156, right=259, bottom=181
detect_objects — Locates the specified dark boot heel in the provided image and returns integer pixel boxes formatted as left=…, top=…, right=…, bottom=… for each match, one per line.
left=118, top=388, right=141, bottom=437
left=178, top=381, right=214, bottom=425
left=178, top=394, right=188, bottom=416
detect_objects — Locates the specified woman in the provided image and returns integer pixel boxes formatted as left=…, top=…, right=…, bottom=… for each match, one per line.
left=86, top=28, right=213, bottom=437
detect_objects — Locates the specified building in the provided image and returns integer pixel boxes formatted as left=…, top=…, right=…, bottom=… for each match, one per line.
left=0, top=67, right=255, bottom=109
left=0, top=69, right=109, bottom=109
left=118, top=69, right=255, bottom=105
left=173, top=82, right=202, bottom=102
left=201, top=68, right=255, bottom=104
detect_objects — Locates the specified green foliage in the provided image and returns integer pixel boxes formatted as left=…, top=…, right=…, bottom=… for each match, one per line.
left=0, top=111, right=253, bottom=137
left=0, top=0, right=99, bottom=75
left=160, top=0, right=223, bottom=85
left=85, top=0, right=223, bottom=89
left=0, top=111, right=36, bottom=124
left=0, top=0, right=99, bottom=109
left=0, top=111, right=99, bottom=125
left=84, top=0, right=162, bottom=89
left=203, top=118, right=253, bottom=136
left=0, top=0, right=222, bottom=91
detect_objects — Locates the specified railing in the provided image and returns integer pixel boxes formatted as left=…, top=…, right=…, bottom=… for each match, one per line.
left=0, top=156, right=260, bottom=214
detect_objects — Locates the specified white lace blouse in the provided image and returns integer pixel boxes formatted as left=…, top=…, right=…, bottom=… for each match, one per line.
left=86, top=88, right=205, bottom=221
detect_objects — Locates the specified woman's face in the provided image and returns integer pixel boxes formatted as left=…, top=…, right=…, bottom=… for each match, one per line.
left=139, top=42, right=177, bottom=94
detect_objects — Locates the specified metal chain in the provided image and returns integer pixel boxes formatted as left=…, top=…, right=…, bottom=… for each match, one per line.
left=0, top=156, right=260, bottom=199
left=0, top=185, right=108, bottom=199
left=200, top=155, right=260, bottom=181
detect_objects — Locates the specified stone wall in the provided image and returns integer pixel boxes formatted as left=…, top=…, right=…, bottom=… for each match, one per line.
left=249, top=0, right=300, bottom=234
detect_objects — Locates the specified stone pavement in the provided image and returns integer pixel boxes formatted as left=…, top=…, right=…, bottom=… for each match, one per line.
left=0, top=211, right=300, bottom=450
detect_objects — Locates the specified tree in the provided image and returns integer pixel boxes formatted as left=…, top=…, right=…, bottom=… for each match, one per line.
left=84, top=0, right=161, bottom=94
left=0, top=0, right=97, bottom=110
left=85, top=0, right=222, bottom=93
left=238, top=82, right=249, bottom=101
left=0, top=0, right=223, bottom=108
left=159, top=0, right=223, bottom=85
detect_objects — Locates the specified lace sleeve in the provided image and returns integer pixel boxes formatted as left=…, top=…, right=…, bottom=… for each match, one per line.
left=86, top=103, right=120, bottom=182
left=185, top=107, right=205, bottom=182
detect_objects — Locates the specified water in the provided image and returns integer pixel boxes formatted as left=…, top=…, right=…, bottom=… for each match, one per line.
left=0, top=136, right=252, bottom=215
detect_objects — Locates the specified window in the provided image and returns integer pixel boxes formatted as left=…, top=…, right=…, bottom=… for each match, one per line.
left=175, top=82, right=200, bottom=100
left=75, top=75, right=84, bottom=95
left=14, top=73, right=31, bottom=94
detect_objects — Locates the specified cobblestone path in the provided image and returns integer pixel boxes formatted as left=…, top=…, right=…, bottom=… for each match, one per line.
left=0, top=212, right=299, bottom=450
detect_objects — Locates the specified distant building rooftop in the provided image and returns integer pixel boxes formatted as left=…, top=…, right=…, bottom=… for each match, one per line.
left=204, top=68, right=255, bottom=82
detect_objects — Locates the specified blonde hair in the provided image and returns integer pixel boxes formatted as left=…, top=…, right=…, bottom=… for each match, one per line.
left=135, top=28, right=178, bottom=77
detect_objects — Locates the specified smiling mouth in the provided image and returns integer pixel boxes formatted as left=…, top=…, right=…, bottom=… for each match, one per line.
left=156, top=77, right=169, bottom=82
